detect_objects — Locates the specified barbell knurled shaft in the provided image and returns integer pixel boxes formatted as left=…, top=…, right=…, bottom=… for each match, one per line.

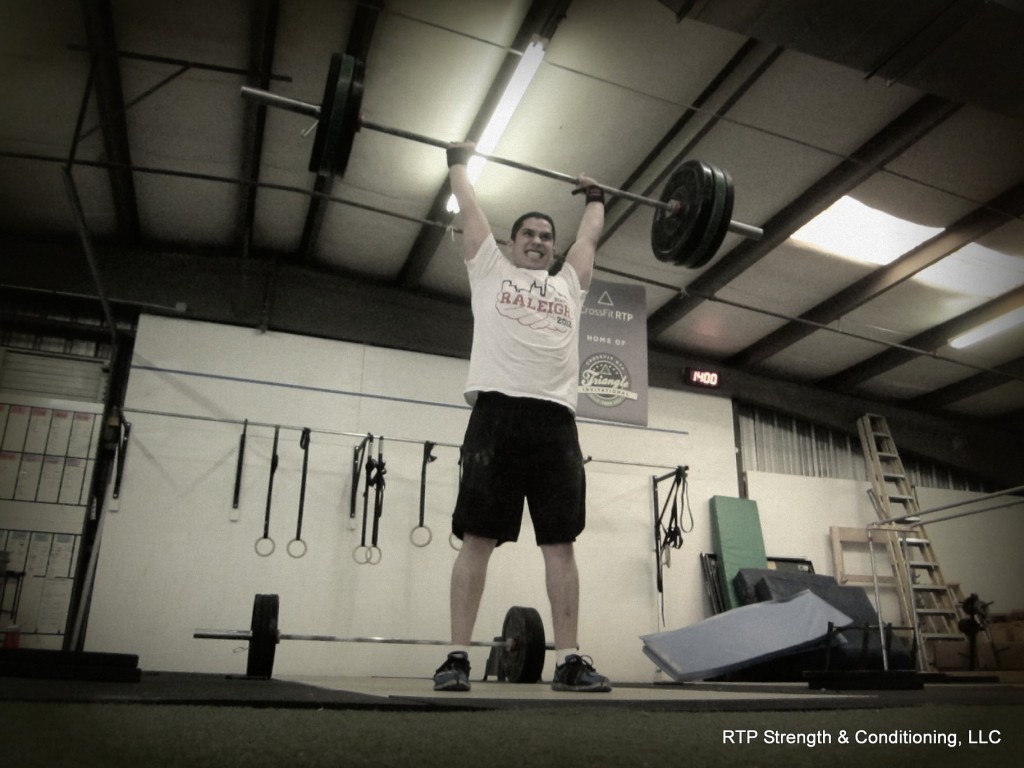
left=361, top=119, right=655, bottom=206
left=359, top=118, right=764, bottom=242
left=239, top=86, right=764, bottom=242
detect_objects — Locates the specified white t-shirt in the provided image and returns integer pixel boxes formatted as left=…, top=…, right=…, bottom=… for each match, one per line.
left=464, top=234, right=586, bottom=412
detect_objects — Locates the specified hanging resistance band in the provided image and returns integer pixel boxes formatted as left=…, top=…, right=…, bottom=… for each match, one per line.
left=288, top=427, right=312, bottom=558
left=651, top=465, right=692, bottom=624
left=353, top=435, right=386, bottom=564
left=349, top=434, right=373, bottom=521
left=232, top=419, right=247, bottom=509
left=112, top=408, right=132, bottom=500
left=256, top=426, right=280, bottom=557
left=368, top=436, right=387, bottom=557
left=411, top=440, right=437, bottom=547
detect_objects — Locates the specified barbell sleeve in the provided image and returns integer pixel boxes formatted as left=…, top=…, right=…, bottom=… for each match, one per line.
left=726, top=220, right=765, bottom=240
left=241, top=86, right=321, bottom=118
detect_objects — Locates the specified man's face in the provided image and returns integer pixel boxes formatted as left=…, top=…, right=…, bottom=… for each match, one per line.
left=509, top=217, right=555, bottom=271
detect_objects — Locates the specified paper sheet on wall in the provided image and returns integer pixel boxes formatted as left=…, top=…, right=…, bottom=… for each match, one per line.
left=45, top=410, right=74, bottom=456
left=15, top=575, right=43, bottom=633
left=3, top=530, right=29, bottom=571
left=37, top=578, right=73, bottom=634
left=0, top=452, right=18, bottom=498
left=25, top=532, right=53, bottom=577
left=59, top=457, right=88, bottom=505
left=25, top=408, right=52, bottom=454
left=67, top=413, right=96, bottom=458
left=2, top=405, right=30, bottom=451
left=47, top=534, right=76, bottom=578
left=14, top=453, right=42, bottom=501
left=37, top=456, right=65, bottom=503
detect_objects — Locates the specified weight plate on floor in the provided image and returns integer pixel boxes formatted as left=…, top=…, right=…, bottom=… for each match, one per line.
left=499, top=605, right=546, bottom=684
left=246, top=593, right=279, bottom=679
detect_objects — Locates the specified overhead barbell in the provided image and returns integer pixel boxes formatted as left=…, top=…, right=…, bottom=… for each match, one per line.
left=241, top=53, right=763, bottom=269
left=194, top=593, right=549, bottom=683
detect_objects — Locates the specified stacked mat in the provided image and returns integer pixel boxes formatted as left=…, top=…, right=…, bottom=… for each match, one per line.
left=733, top=568, right=913, bottom=670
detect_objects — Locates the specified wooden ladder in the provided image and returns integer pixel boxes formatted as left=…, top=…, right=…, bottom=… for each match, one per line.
left=856, top=413, right=962, bottom=671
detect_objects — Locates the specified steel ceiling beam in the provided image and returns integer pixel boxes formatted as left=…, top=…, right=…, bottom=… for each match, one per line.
left=237, top=0, right=280, bottom=260
left=77, top=0, right=140, bottom=244
left=600, top=40, right=780, bottom=245
left=296, top=0, right=383, bottom=262
left=909, top=355, right=1024, bottom=410
left=729, top=176, right=1024, bottom=370
left=821, top=284, right=1024, bottom=392
left=647, top=94, right=961, bottom=338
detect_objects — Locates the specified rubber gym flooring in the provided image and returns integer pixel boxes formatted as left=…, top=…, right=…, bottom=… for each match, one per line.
left=2, top=667, right=1023, bottom=711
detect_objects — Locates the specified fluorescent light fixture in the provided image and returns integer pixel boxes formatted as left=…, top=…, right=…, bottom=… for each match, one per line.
left=446, top=38, right=547, bottom=213
left=948, top=306, right=1024, bottom=349
left=790, top=196, right=942, bottom=266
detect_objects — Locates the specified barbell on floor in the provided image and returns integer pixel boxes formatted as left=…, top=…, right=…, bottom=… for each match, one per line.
left=194, top=593, right=549, bottom=683
left=240, top=53, right=763, bottom=269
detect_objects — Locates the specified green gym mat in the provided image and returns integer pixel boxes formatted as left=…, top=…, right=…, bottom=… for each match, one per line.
left=709, top=495, right=768, bottom=611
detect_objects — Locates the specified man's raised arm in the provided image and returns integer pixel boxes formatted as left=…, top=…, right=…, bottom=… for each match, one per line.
left=564, top=176, right=605, bottom=290
left=447, top=142, right=492, bottom=261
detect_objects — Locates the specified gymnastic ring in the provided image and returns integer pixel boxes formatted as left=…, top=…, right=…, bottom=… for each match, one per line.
left=352, top=545, right=371, bottom=565
left=448, top=532, right=462, bottom=552
left=366, top=546, right=382, bottom=565
left=255, top=537, right=276, bottom=557
left=287, top=538, right=308, bottom=559
left=410, top=525, right=433, bottom=548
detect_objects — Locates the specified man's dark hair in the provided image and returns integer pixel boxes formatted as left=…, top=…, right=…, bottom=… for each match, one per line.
left=510, top=211, right=556, bottom=243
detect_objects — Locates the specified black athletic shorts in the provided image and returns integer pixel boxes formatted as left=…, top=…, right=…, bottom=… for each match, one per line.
left=452, top=391, right=586, bottom=546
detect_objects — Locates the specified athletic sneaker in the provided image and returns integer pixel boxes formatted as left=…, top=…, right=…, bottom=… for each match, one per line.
left=551, top=654, right=612, bottom=692
left=433, top=651, right=471, bottom=692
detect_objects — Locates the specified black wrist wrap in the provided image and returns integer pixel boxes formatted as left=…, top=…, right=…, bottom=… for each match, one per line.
left=584, top=185, right=605, bottom=205
left=446, top=146, right=473, bottom=168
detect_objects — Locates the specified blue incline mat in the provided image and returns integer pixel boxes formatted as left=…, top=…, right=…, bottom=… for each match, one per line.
left=641, top=590, right=853, bottom=682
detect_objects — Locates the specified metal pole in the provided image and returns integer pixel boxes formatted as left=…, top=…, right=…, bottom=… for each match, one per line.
left=870, top=483, right=1024, bottom=526
left=866, top=528, right=890, bottom=671
left=61, top=169, right=119, bottom=351
left=193, top=628, right=555, bottom=650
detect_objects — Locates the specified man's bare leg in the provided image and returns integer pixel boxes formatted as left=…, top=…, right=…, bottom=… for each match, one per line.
left=450, top=533, right=497, bottom=644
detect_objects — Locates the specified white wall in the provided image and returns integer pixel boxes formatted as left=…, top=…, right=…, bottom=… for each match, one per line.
left=86, top=315, right=738, bottom=683
left=915, top=487, right=1024, bottom=613
left=85, top=315, right=1021, bottom=683
left=746, top=472, right=1023, bottom=621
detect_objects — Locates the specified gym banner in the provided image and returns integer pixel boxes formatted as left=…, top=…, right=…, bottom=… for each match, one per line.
left=576, top=278, right=648, bottom=426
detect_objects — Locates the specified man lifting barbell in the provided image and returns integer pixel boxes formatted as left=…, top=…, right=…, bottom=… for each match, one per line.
left=433, top=141, right=611, bottom=694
